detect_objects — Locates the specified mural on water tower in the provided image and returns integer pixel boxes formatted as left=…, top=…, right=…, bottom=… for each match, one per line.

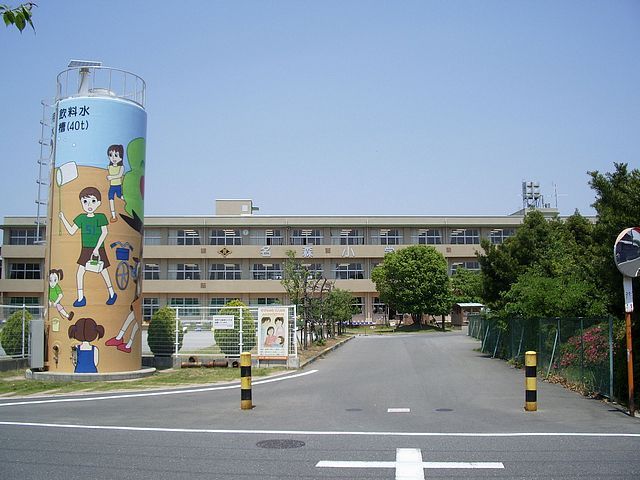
left=46, top=84, right=147, bottom=373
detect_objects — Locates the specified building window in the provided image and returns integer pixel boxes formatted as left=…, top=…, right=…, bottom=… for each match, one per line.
left=142, top=297, right=159, bottom=322
left=290, top=229, right=324, bottom=245
left=209, top=297, right=239, bottom=307
left=209, top=229, right=242, bottom=245
left=489, top=228, right=516, bottom=245
left=169, top=263, right=201, bottom=280
left=252, top=263, right=282, bottom=280
left=169, top=229, right=201, bottom=246
left=352, top=296, right=364, bottom=315
left=373, top=297, right=386, bottom=315
left=373, top=228, right=403, bottom=245
left=209, top=263, right=242, bottom=280
left=143, top=263, right=160, bottom=280
left=169, top=297, right=200, bottom=317
left=8, top=296, right=41, bottom=315
left=450, top=228, right=480, bottom=245
left=253, top=229, right=283, bottom=245
left=254, top=298, right=281, bottom=305
left=208, top=297, right=240, bottom=315
left=332, top=228, right=365, bottom=245
left=9, top=262, right=41, bottom=280
left=8, top=228, right=44, bottom=245
left=416, top=229, right=442, bottom=245
left=301, top=263, right=323, bottom=279
left=143, top=229, right=162, bottom=245
left=334, top=263, right=364, bottom=280
left=451, top=261, right=481, bottom=274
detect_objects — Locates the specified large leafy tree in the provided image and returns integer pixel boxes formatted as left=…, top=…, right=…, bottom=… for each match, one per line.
left=589, top=163, right=640, bottom=316
left=588, top=163, right=640, bottom=405
left=372, top=245, right=451, bottom=326
left=479, top=210, right=559, bottom=309
left=479, top=209, right=607, bottom=317
left=450, top=268, right=483, bottom=305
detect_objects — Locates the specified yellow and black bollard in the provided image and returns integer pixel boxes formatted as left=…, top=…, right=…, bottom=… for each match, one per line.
left=524, top=351, right=537, bottom=411
left=240, top=352, right=253, bottom=410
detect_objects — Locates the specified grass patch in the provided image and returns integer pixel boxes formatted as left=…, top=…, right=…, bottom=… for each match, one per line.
left=0, top=366, right=282, bottom=397
left=344, top=325, right=397, bottom=335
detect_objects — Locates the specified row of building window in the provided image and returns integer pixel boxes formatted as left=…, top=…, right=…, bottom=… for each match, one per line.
left=4, top=227, right=517, bottom=247
left=4, top=260, right=481, bottom=282
left=143, top=228, right=516, bottom=246
left=145, top=263, right=367, bottom=280
left=141, top=296, right=377, bottom=321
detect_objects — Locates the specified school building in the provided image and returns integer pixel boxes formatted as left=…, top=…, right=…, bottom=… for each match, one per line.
left=0, top=199, right=560, bottom=322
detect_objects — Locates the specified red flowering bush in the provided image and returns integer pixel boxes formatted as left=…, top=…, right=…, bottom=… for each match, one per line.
left=559, top=324, right=609, bottom=368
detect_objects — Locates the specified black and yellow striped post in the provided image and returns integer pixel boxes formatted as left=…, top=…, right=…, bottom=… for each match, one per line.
left=240, top=352, right=253, bottom=410
left=524, top=351, right=537, bottom=411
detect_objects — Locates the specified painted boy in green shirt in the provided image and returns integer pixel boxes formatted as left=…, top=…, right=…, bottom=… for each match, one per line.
left=59, top=186, right=117, bottom=307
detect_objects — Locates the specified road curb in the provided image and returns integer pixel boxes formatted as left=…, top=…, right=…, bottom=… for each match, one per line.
left=299, top=335, right=355, bottom=369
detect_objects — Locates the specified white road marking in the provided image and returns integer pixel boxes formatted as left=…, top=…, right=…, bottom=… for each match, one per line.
left=388, top=408, right=411, bottom=413
left=317, top=448, right=503, bottom=479
left=396, top=448, right=425, bottom=479
left=1, top=422, right=639, bottom=438
left=0, top=369, right=319, bottom=407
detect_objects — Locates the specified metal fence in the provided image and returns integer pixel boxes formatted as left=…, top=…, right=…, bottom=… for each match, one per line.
left=0, top=304, right=45, bottom=360
left=144, top=305, right=298, bottom=362
left=468, top=315, right=614, bottom=399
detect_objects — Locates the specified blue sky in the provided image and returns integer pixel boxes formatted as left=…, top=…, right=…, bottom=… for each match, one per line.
left=1, top=0, right=639, bottom=228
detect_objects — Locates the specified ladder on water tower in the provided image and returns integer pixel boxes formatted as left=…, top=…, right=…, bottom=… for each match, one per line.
left=35, top=100, right=54, bottom=245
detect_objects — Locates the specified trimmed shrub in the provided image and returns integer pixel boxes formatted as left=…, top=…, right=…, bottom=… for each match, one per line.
left=213, top=300, right=256, bottom=356
left=0, top=309, right=31, bottom=357
left=147, top=306, right=183, bottom=357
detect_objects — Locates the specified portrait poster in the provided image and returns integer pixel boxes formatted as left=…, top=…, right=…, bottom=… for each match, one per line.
left=258, top=306, right=288, bottom=356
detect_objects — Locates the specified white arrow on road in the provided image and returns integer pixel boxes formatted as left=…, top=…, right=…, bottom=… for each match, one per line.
left=317, top=448, right=504, bottom=479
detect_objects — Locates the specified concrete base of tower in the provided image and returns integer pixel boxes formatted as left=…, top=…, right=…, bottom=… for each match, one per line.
left=25, top=367, right=156, bottom=382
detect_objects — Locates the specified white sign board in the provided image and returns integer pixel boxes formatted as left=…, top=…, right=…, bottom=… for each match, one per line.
left=212, top=315, right=235, bottom=330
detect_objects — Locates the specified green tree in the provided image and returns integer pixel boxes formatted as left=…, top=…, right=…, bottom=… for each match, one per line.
left=2, top=2, right=35, bottom=32
left=372, top=245, right=451, bottom=327
left=213, top=300, right=256, bottom=355
left=450, top=268, right=483, bottom=305
left=0, top=309, right=31, bottom=356
left=322, top=288, right=354, bottom=334
left=479, top=210, right=560, bottom=308
left=588, top=163, right=640, bottom=405
left=281, top=250, right=309, bottom=309
left=147, top=306, right=183, bottom=356
left=281, top=250, right=331, bottom=346
left=589, top=163, right=640, bottom=316
left=501, top=270, right=607, bottom=318
left=478, top=207, right=609, bottom=319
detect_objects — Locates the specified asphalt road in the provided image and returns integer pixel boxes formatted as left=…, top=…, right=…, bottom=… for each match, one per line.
left=1, top=331, right=639, bottom=479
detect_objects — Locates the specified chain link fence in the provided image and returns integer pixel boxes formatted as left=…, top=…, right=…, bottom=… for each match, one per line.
left=143, top=305, right=298, bottom=364
left=468, top=314, right=615, bottom=399
left=0, top=304, right=45, bottom=360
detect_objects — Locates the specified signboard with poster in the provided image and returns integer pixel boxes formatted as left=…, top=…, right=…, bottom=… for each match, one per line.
left=258, top=306, right=288, bottom=356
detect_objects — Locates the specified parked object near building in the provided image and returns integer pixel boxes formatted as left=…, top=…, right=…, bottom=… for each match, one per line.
left=451, top=303, right=483, bottom=327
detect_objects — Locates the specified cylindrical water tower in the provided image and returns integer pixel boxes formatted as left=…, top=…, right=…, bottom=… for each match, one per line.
left=45, top=61, right=146, bottom=373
